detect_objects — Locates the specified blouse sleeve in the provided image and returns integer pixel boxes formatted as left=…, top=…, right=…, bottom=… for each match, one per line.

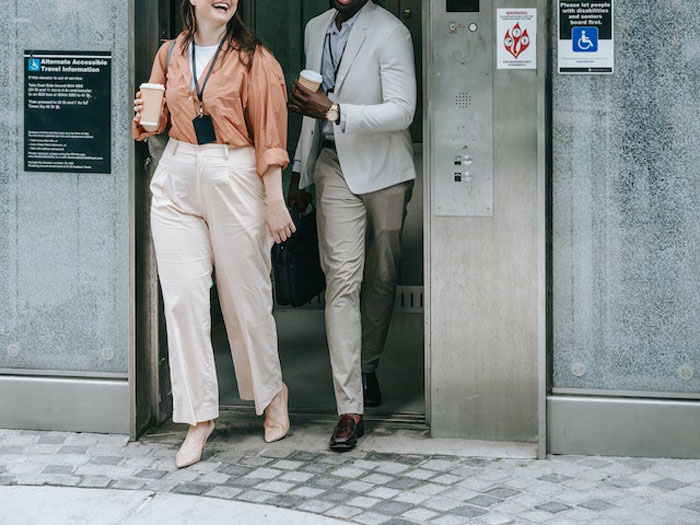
left=245, top=48, right=290, bottom=176
left=132, top=41, right=171, bottom=142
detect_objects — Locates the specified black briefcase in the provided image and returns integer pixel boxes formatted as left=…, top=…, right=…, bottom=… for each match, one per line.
left=272, top=206, right=326, bottom=307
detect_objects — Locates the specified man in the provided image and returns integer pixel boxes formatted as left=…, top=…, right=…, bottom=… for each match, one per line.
left=288, top=0, right=416, bottom=451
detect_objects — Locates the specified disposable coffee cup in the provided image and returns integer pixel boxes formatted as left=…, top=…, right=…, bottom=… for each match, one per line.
left=139, top=83, right=165, bottom=131
left=299, top=70, right=323, bottom=93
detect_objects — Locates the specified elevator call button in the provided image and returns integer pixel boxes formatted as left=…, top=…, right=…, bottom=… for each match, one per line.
left=453, top=153, right=475, bottom=182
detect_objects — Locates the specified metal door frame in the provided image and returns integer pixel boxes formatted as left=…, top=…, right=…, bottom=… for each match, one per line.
left=134, top=0, right=549, bottom=447
left=131, top=0, right=179, bottom=440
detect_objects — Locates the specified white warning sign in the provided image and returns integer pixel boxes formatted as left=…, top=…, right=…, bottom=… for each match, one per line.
left=497, top=9, right=537, bottom=70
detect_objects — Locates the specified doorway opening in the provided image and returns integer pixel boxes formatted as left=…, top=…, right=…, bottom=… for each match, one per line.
left=140, top=0, right=426, bottom=430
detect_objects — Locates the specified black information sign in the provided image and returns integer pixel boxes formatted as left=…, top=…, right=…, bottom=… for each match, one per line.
left=24, top=51, right=111, bottom=173
left=559, top=0, right=612, bottom=39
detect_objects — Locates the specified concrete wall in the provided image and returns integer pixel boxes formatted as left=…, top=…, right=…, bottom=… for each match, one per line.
left=0, top=0, right=131, bottom=432
left=552, top=1, right=700, bottom=396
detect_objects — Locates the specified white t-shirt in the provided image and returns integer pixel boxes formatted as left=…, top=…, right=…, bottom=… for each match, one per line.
left=189, top=44, right=219, bottom=92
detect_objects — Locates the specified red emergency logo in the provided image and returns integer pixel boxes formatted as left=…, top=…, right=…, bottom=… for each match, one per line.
left=504, top=23, right=530, bottom=59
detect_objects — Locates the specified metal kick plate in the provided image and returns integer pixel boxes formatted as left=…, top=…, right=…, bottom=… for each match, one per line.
left=432, top=4, right=493, bottom=217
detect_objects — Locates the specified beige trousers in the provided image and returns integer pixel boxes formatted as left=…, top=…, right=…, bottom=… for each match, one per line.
left=150, top=139, right=282, bottom=425
left=315, top=148, right=414, bottom=415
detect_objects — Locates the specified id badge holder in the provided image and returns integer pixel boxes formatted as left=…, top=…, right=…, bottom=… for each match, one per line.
left=193, top=114, right=217, bottom=145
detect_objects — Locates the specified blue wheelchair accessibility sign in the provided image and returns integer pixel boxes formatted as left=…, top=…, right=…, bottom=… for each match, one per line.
left=28, top=58, right=41, bottom=71
left=572, top=26, right=598, bottom=53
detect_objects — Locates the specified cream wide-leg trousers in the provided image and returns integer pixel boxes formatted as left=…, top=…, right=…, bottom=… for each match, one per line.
left=150, top=139, right=282, bottom=425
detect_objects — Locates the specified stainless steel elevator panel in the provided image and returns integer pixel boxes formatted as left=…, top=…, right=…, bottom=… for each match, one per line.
left=426, top=0, right=544, bottom=442
left=431, top=3, right=493, bottom=217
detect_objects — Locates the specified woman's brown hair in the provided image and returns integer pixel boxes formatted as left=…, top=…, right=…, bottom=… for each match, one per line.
left=180, top=1, right=261, bottom=67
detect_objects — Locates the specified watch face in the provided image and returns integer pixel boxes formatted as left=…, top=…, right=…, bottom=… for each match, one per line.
left=327, top=106, right=339, bottom=122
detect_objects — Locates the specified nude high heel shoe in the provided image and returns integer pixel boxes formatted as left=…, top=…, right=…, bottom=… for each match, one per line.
left=175, top=420, right=215, bottom=469
left=264, top=383, right=290, bottom=443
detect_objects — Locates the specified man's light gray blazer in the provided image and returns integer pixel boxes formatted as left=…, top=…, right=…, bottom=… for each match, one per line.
left=293, top=1, right=417, bottom=195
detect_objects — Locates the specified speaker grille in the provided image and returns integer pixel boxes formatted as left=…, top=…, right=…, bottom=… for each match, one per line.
left=455, top=92, right=472, bottom=109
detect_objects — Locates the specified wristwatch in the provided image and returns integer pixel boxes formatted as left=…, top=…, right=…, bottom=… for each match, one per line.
left=325, top=103, right=340, bottom=124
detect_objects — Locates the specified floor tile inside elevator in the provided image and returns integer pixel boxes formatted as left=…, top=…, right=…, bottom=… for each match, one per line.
left=212, top=309, right=424, bottom=417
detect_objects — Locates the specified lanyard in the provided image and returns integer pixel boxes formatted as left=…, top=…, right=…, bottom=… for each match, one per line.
left=192, top=38, right=225, bottom=116
left=325, top=30, right=347, bottom=93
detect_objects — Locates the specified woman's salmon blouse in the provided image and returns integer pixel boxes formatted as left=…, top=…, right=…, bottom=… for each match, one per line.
left=133, top=34, right=290, bottom=177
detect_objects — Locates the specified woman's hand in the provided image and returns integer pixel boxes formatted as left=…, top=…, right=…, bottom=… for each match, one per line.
left=266, top=198, right=296, bottom=244
left=133, top=90, right=144, bottom=125
left=262, top=165, right=296, bottom=244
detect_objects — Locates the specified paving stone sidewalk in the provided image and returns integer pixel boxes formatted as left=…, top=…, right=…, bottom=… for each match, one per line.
left=1, top=426, right=699, bottom=525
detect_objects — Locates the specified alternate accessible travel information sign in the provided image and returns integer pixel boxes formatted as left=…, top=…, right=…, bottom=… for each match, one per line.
left=558, top=0, right=614, bottom=74
left=24, top=51, right=111, bottom=173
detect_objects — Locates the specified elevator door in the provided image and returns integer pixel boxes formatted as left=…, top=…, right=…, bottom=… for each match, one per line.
left=210, top=0, right=426, bottom=421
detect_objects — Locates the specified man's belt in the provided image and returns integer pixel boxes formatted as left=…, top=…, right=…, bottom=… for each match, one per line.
left=322, top=139, right=337, bottom=151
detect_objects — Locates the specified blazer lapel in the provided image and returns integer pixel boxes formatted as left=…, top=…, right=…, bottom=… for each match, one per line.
left=309, top=10, right=336, bottom=72
left=334, top=1, right=376, bottom=93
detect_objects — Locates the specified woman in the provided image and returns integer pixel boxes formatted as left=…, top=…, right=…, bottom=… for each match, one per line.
left=132, top=0, right=294, bottom=468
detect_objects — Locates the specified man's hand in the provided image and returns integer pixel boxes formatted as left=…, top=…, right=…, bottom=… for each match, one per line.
left=288, top=79, right=333, bottom=120
left=288, top=171, right=312, bottom=211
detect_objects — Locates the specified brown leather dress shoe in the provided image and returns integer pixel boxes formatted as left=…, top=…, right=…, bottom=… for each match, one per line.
left=329, top=414, right=364, bottom=452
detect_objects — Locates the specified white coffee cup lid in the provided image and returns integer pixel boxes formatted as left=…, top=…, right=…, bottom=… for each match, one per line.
left=140, top=83, right=165, bottom=91
left=300, top=70, right=323, bottom=83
